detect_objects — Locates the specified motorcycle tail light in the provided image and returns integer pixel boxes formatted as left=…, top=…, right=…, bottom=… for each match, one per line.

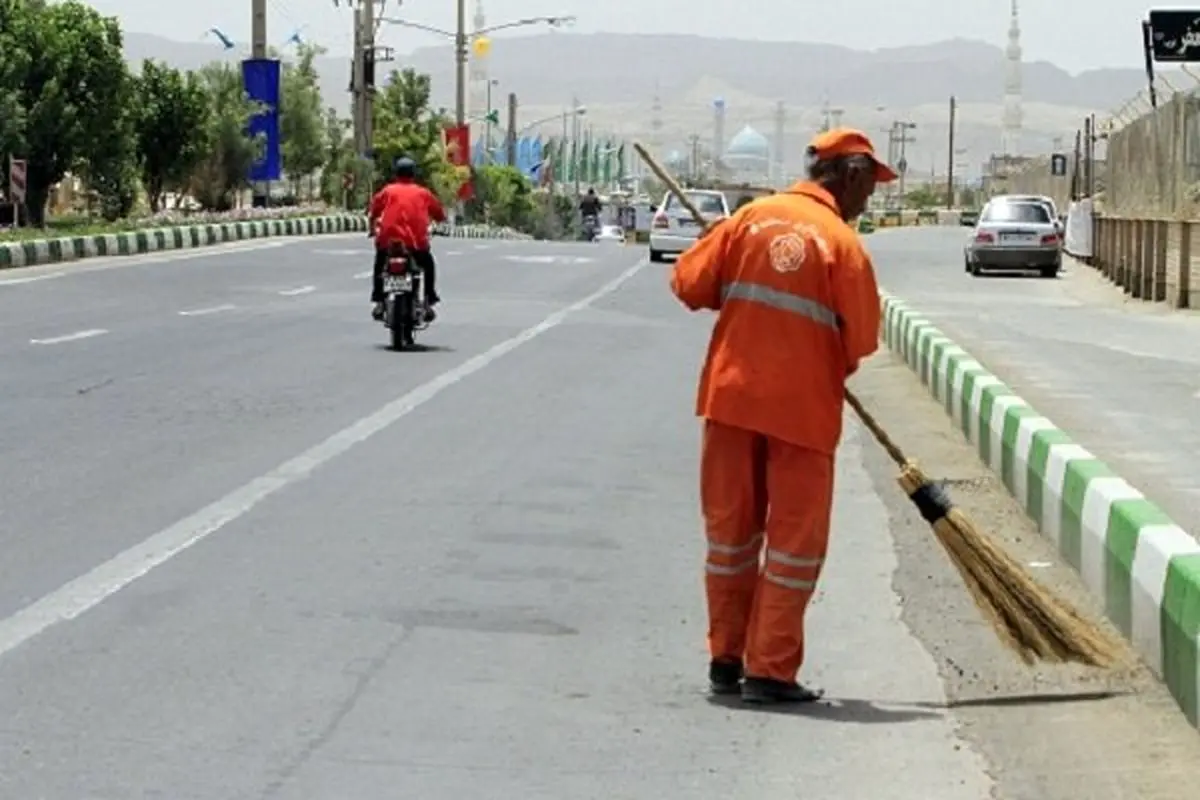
left=386, top=257, right=408, bottom=275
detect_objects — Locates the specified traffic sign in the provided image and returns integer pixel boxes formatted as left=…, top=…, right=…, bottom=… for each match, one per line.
left=1148, top=10, right=1200, bottom=62
left=8, top=156, right=26, bottom=203
left=1050, top=153, right=1068, bottom=176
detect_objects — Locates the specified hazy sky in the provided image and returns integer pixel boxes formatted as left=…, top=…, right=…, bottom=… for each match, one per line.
left=84, top=0, right=1153, bottom=73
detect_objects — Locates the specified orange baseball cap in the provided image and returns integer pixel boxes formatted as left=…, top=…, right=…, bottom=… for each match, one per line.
left=808, top=128, right=898, bottom=183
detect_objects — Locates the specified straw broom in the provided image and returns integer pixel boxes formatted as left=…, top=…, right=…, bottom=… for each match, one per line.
left=633, top=141, right=1124, bottom=668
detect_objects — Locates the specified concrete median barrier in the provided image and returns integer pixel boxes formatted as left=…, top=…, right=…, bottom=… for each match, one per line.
left=0, top=216, right=532, bottom=269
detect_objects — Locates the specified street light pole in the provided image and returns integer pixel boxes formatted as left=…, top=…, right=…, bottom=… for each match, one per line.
left=455, top=0, right=467, bottom=125
left=382, top=11, right=574, bottom=128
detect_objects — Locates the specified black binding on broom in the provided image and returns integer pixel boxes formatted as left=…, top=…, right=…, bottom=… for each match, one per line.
left=908, top=481, right=951, bottom=524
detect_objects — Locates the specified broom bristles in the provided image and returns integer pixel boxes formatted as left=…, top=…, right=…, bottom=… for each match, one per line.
left=898, top=463, right=1125, bottom=668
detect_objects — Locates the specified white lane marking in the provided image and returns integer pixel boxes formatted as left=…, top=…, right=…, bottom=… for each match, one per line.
left=445, top=250, right=462, bottom=256
left=0, top=271, right=65, bottom=286
left=503, top=255, right=594, bottom=265
left=178, top=304, right=236, bottom=317
left=313, top=248, right=365, bottom=256
left=0, top=257, right=648, bottom=659
left=29, top=329, right=108, bottom=345
left=353, top=270, right=372, bottom=279
left=278, top=285, right=315, bottom=296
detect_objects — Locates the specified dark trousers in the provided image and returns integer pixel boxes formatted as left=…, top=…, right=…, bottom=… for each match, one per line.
left=372, top=245, right=438, bottom=304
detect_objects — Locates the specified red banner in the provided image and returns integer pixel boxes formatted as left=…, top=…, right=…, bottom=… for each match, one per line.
left=443, top=124, right=474, bottom=201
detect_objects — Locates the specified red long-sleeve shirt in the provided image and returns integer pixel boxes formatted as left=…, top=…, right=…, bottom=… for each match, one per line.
left=369, top=179, right=446, bottom=251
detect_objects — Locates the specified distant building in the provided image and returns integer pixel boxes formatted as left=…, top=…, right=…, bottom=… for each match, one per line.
left=724, top=125, right=770, bottom=183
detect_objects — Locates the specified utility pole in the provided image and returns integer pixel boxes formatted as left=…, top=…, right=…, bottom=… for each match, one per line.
left=572, top=94, right=582, bottom=197
left=362, top=0, right=375, bottom=160
left=455, top=0, right=468, bottom=124
left=250, top=0, right=268, bottom=206
left=893, top=120, right=916, bottom=202
left=688, top=134, right=701, bottom=182
left=344, top=2, right=392, bottom=166
left=945, top=96, right=956, bottom=209
left=505, top=92, right=518, bottom=166
left=251, top=0, right=267, bottom=58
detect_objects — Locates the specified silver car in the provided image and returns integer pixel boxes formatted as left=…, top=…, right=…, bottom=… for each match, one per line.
left=964, top=198, right=1062, bottom=278
left=1000, top=193, right=1062, bottom=233
left=648, top=190, right=728, bottom=262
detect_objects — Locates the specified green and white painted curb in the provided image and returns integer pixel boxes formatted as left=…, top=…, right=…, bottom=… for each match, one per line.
left=882, top=293, right=1200, bottom=729
left=0, top=215, right=532, bottom=270
left=0, top=214, right=368, bottom=269
left=433, top=222, right=531, bottom=240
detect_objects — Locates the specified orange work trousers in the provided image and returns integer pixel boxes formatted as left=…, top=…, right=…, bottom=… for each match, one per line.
left=700, top=419, right=835, bottom=682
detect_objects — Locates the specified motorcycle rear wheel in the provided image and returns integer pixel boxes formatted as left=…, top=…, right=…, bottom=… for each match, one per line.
left=389, top=294, right=416, bottom=350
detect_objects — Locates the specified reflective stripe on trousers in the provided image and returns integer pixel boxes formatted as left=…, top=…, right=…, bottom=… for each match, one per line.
left=763, top=548, right=823, bottom=591
left=705, top=533, right=763, bottom=576
left=721, top=281, right=841, bottom=330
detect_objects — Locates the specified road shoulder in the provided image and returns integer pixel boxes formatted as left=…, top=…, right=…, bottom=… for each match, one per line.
left=852, top=349, right=1200, bottom=798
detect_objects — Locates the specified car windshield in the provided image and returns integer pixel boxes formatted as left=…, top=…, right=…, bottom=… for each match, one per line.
left=667, top=193, right=725, bottom=216
left=982, top=202, right=1051, bottom=224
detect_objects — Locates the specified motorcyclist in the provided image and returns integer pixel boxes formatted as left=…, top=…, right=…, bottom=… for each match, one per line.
left=579, top=187, right=602, bottom=217
left=578, top=188, right=602, bottom=241
left=368, top=156, right=446, bottom=322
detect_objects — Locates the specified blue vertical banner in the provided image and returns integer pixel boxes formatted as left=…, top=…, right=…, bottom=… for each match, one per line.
left=241, top=58, right=282, bottom=182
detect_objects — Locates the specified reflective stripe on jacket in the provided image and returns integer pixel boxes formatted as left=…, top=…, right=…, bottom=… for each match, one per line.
left=669, top=182, right=881, bottom=454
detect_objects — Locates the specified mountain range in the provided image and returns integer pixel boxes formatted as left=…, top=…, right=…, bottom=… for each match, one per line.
left=121, top=30, right=1166, bottom=176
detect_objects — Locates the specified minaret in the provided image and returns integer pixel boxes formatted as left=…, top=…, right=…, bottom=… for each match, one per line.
left=649, top=84, right=663, bottom=160
left=1001, top=0, right=1022, bottom=155
left=771, top=100, right=786, bottom=186
left=468, top=0, right=488, bottom=130
left=712, top=97, right=726, bottom=181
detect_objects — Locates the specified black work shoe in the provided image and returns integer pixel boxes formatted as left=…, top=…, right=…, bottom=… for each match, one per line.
left=371, top=303, right=385, bottom=321
left=741, top=676, right=825, bottom=705
left=423, top=306, right=437, bottom=323
left=708, top=659, right=743, bottom=695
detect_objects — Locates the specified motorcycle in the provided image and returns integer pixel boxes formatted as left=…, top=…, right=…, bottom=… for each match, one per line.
left=380, top=245, right=430, bottom=350
left=581, top=214, right=600, bottom=242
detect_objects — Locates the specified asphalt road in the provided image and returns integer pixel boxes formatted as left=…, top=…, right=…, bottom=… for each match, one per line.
left=0, top=234, right=1196, bottom=798
left=870, top=227, right=1200, bottom=530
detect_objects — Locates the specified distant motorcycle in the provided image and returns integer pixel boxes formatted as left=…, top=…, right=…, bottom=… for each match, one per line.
left=380, top=245, right=430, bottom=350
left=581, top=214, right=600, bottom=242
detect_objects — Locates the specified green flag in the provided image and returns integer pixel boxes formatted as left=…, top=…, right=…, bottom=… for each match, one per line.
left=567, top=141, right=577, bottom=181
left=581, top=140, right=593, bottom=183
left=601, top=141, right=613, bottom=184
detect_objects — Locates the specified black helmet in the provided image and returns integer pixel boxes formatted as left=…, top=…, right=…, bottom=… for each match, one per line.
left=393, top=156, right=417, bottom=180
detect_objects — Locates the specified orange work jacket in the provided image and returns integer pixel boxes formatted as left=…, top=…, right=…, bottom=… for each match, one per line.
left=669, top=181, right=881, bottom=454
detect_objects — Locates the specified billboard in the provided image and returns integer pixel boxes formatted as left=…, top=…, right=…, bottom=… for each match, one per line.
left=242, top=58, right=282, bottom=182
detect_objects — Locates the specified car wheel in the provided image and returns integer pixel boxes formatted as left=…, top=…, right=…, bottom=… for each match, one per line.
left=649, top=249, right=664, bottom=263
left=969, top=260, right=983, bottom=277
left=964, top=254, right=972, bottom=273
left=1039, top=263, right=1059, bottom=278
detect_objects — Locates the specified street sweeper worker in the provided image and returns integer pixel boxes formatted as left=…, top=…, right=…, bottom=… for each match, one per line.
left=669, top=128, right=897, bottom=704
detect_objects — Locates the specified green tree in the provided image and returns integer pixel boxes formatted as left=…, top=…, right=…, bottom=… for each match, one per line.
left=129, top=60, right=211, bottom=212
left=372, top=68, right=462, bottom=204
left=469, top=164, right=536, bottom=230
left=189, top=62, right=261, bottom=211
left=280, top=42, right=327, bottom=199
left=0, top=0, right=133, bottom=224
left=904, top=183, right=943, bottom=209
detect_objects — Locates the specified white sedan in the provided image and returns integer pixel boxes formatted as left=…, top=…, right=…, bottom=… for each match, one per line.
left=593, top=224, right=626, bottom=244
